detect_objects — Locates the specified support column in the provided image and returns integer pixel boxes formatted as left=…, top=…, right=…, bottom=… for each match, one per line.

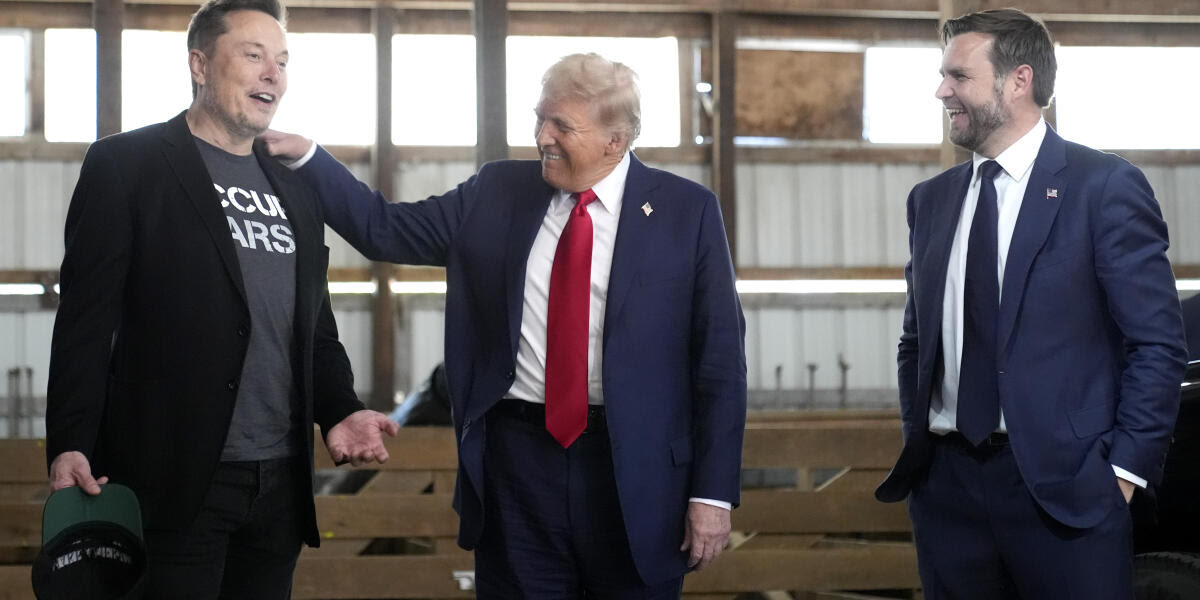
left=474, top=0, right=508, bottom=168
left=711, top=11, right=738, bottom=265
left=370, top=2, right=397, bottom=412
left=94, top=0, right=123, bottom=139
left=938, top=0, right=981, bottom=169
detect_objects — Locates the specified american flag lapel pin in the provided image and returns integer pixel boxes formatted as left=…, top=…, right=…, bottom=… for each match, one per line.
left=642, top=202, right=653, bottom=216
left=1046, top=188, right=1058, bottom=199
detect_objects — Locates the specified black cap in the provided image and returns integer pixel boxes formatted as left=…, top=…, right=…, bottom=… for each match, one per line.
left=32, top=484, right=146, bottom=599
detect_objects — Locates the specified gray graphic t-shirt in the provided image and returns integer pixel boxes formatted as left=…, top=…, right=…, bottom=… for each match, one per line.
left=195, top=137, right=300, bottom=461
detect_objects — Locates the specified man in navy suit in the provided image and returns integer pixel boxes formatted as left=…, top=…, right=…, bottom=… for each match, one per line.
left=263, top=53, right=747, bottom=598
left=876, top=8, right=1187, bottom=598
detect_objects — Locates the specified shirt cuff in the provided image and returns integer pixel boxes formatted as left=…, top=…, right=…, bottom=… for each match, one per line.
left=689, top=497, right=732, bottom=511
left=284, top=140, right=318, bottom=170
left=1112, top=465, right=1147, bottom=489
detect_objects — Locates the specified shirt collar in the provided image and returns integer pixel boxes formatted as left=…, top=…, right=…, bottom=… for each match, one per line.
left=553, top=152, right=630, bottom=216
left=973, top=118, right=1046, bottom=183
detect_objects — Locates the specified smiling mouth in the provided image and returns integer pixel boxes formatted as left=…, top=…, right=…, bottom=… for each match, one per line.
left=946, top=108, right=965, bottom=119
left=250, top=92, right=276, bottom=105
left=541, top=151, right=563, bottom=160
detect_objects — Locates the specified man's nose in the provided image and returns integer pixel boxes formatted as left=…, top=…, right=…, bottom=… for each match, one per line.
left=934, top=79, right=952, bottom=100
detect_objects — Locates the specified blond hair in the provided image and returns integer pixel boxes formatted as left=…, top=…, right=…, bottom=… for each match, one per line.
left=540, top=53, right=641, bottom=150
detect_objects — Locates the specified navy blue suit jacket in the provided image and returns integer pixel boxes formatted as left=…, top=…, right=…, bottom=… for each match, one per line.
left=298, top=148, right=747, bottom=583
left=876, top=128, right=1187, bottom=529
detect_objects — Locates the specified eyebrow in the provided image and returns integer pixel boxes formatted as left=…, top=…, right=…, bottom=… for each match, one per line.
left=240, top=41, right=287, bottom=58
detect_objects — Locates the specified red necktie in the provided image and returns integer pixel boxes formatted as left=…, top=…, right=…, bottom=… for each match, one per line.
left=545, top=189, right=597, bottom=448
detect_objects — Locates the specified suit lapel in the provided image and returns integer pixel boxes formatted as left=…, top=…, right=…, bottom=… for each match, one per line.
left=504, top=172, right=555, bottom=356
left=997, top=129, right=1067, bottom=355
left=160, top=111, right=249, bottom=306
left=918, top=162, right=973, bottom=341
left=603, top=154, right=655, bottom=344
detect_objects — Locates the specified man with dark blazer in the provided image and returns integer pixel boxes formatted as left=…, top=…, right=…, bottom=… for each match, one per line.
left=45, top=1, right=396, bottom=597
left=875, top=8, right=1187, bottom=598
left=263, top=53, right=747, bottom=598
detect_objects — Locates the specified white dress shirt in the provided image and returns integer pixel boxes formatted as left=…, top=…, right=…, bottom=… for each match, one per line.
left=506, top=152, right=629, bottom=406
left=928, top=119, right=1145, bottom=488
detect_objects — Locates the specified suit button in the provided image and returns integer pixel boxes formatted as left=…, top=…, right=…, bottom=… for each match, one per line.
left=505, top=370, right=515, bottom=380
left=237, top=326, right=249, bottom=337
left=226, top=379, right=238, bottom=391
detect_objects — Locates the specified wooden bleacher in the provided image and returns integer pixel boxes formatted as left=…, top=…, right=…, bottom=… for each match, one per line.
left=0, top=411, right=918, bottom=599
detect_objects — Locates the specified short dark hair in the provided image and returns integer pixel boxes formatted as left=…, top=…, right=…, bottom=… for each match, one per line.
left=187, top=0, right=286, bottom=95
left=942, top=8, right=1057, bottom=108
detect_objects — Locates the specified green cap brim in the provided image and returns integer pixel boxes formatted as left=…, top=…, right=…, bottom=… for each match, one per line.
left=42, top=483, right=143, bottom=544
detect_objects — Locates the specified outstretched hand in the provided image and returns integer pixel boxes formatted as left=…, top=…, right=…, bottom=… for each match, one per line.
left=326, top=409, right=400, bottom=467
left=257, top=129, right=314, bottom=163
left=49, top=451, right=108, bottom=495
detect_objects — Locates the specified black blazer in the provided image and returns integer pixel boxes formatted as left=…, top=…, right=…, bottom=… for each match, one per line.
left=46, top=111, right=362, bottom=544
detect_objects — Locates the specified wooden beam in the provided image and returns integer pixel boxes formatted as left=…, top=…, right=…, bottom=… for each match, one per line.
left=711, top=10, right=738, bottom=264
left=289, top=546, right=920, bottom=598
left=370, top=2, right=398, bottom=413
left=739, top=14, right=938, bottom=40
left=473, top=0, right=508, bottom=167
left=0, top=3, right=90, bottom=28
left=93, top=0, right=123, bottom=139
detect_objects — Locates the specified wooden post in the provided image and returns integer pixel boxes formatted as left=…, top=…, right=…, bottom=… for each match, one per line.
left=370, top=3, right=397, bottom=413
left=711, top=11, right=738, bottom=266
left=93, top=0, right=123, bottom=139
left=938, top=0, right=981, bottom=169
left=473, top=0, right=508, bottom=168
left=28, top=30, right=45, bottom=139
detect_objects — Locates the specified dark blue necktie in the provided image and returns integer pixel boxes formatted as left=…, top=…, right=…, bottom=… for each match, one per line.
left=957, top=160, right=1003, bottom=446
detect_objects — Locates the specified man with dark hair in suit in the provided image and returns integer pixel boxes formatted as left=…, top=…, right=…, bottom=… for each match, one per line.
left=876, top=8, right=1187, bottom=598
left=263, top=52, right=747, bottom=598
left=45, top=1, right=397, bottom=597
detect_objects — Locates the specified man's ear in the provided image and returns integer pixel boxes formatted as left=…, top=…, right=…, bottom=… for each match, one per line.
left=188, top=49, right=207, bottom=89
left=606, top=129, right=629, bottom=155
left=1009, top=64, right=1035, bottom=102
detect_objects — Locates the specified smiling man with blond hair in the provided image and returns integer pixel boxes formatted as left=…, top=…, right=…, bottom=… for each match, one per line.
left=263, top=52, right=747, bottom=598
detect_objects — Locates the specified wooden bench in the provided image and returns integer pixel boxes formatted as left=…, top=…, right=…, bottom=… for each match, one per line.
left=0, top=411, right=917, bottom=599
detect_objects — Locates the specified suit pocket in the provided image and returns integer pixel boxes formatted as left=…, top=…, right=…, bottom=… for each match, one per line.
left=670, top=435, right=693, bottom=466
left=1031, top=244, right=1088, bottom=273
left=1068, top=402, right=1115, bottom=438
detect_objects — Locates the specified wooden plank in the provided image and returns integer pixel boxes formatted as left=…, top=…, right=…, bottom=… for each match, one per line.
left=313, top=494, right=459, bottom=539
left=0, top=502, right=41, bottom=548
left=815, top=468, right=891, bottom=493
left=0, top=565, right=34, bottom=600
left=288, top=546, right=918, bottom=598
left=735, top=490, right=910, bottom=533
left=681, top=546, right=920, bottom=592
left=292, top=554, right=475, bottom=599
left=742, top=427, right=902, bottom=469
left=0, top=440, right=47, bottom=484
left=473, top=0, right=508, bottom=167
left=736, top=50, right=863, bottom=141
left=740, top=14, right=937, bottom=41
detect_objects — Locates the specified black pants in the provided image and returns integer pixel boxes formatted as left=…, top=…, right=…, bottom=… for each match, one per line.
left=474, top=400, right=683, bottom=599
left=142, top=457, right=306, bottom=600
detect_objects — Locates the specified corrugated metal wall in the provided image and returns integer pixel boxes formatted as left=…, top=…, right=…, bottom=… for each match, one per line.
left=3, top=157, right=1198, bottom=407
